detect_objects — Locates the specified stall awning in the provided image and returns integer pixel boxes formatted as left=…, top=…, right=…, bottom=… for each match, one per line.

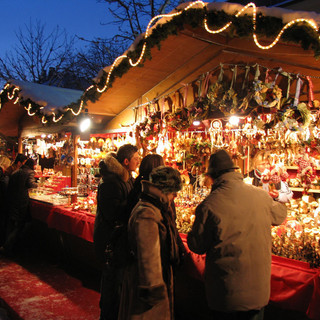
left=0, top=80, right=84, bottom=137
left=0, top=80, right=113, bottom=137
left=83, top=2, right=320, bottom=131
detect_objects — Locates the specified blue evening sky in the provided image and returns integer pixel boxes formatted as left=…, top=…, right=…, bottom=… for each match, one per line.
left=0, top=0, right=116, bottom=57
left=0, top=1, right=228, bottom=59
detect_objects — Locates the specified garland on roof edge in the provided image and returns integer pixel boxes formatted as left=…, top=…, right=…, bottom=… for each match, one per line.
left=84, top=6, right=320, bottom=110
left=0, top=83, right=79, bottom=125
left=1, top=5, right=320, bottom=124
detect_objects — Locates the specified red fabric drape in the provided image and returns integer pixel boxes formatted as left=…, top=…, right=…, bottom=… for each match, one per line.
left=30, top=200, right=95, bottom=242
left=30, top=201, right=320, bottom=320
left=179, top=233, right=320, bottom=320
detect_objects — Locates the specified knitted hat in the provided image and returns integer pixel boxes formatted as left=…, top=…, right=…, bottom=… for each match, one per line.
left=150, top=166, right=182, bottom=194
left=207, top=149, right=238, bottom=178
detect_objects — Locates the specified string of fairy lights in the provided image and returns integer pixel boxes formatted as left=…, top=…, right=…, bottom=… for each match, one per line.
left=0, top=1, right=319, bottom=124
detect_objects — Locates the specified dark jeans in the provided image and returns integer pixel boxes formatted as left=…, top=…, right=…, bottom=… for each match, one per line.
left=211, top=308, right=264, bottom=320
left=99, top=264, right=124, bottom=320
left=3, top=218, right=28, bottom=254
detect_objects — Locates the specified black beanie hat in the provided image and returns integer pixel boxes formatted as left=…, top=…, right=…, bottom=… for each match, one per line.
left=207, top=149, right=238, bottom=178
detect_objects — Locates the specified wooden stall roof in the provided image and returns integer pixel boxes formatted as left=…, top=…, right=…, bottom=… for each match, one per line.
left=0, top=80, right=83, bottom=137
left=84, top=4, right=320, bottom=131
left=0, top=80, right=112, bottom=137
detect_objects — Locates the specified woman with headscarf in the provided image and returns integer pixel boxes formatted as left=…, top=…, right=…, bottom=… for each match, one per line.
left=119, top=166, right=182, bottom=320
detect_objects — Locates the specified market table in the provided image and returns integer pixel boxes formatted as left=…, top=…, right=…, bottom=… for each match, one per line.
left=179, top=234, right=320, bottom=320
left=30, top=199, right=95, bottom=242
left=30, top=200, right=320, bottom=320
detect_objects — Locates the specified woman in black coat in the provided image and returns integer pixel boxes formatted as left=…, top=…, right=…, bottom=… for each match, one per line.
left=127, top=154, right=164, bottom=215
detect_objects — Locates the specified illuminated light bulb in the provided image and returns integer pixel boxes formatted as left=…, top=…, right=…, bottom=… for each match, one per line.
left=253, top=18, right=319, bottom=50
left=24, top=103, right=36, bottom=116
left=41, top=134, right=46, bottom=139
left=52, top=113, right=63, bottom=123
left=193, top=120, right=201, bottom=126
left=129, top=43, right=147, bottom=66
left=13, top=96, right=19, bottom=104
left=229, top=116, right=240, bottom=126
left=235, top=2, right=256, bottom=17
left=80, top=118, right=91, bottom=132
left=204, top=20, right=232, bottom=34
left=7, top=87, right=19, bottom=100
left=1, top=83, right=9, bottom=94
left=68, top=100, right=83, bottom=116
left=97, top=55, right=128, bottom=93
left=42, top=116, right=48, bottom=124
left=79, top=110, right=91, bottom=132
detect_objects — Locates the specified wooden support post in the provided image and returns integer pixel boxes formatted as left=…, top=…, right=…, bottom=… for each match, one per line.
left=17, top=136, right=23, bottom=154
left=71, top=134, right=79, bottom=203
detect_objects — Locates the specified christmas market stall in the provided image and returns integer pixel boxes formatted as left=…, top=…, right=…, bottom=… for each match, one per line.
left=0, top=79, right=120, bottom=201
left=0, top=79, right=135, bottom=267
left=1, top=2, right=320, bottom=318
left=80, top=2, right=320, bottom=319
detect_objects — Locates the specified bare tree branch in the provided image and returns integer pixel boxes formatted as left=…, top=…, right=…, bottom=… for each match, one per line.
left=0, top=20, right=87, bottom=89
left=98, top=0, right=183, bottom=47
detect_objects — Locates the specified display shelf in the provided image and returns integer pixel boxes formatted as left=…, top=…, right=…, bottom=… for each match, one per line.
left=286, top=166, right=320, bottom=170
left=290, top=187, right=320, bottom=193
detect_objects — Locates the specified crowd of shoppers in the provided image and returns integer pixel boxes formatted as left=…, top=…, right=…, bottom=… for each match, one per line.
left=93, top=146, right=288, bottom=320
left=0, top=147, right=288, bottom=320
left=0, top=154, right=37, bottom=256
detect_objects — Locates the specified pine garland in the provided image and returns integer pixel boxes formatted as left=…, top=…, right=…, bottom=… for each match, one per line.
left=1, top=6, right=320, bottom=124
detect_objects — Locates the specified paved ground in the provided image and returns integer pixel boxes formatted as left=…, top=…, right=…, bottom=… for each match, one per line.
left=0, top=236, right=311, bottom=320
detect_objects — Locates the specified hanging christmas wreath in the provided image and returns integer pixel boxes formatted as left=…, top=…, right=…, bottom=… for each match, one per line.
left=219, top=87, right=238, bottom=115
left=188, top=96, right=210, bottom=120
left=281, top=102, right=311, bottom=131
left=251, top=80, right=282, bottom=109
left=167, top=107, right=191, bottom=131
left=137, top=111, right=162, bottom=138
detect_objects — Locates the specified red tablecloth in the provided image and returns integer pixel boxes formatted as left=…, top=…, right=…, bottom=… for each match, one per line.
left=30, top=200, right=95, bottom=242
left=30, top=200, right=320, bottom=320
left=179, top=233, right=320, bottom=320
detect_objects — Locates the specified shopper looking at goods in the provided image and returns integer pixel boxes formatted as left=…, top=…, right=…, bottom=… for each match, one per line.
left=4, top=153, right=27, bottom=176
left=94, top=144, right=139, bottom=320
left=0, top=158, right=37, bottom=256
left=250, top=150, right=293, bottom=203
left=118, top=166, right=182, bottom=320
left=0, top=155, right=11, bottom=246
left=187, top=149, right=287, bottom=320
left=127, top=153, right=164, bottom=214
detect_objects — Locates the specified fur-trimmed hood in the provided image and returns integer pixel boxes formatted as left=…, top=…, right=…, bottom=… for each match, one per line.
left=102, top=154, right=129, bottom=182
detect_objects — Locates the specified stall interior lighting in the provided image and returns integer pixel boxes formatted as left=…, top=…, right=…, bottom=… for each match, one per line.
left=80, top=117, right=91, bottom=132
left=229, top=116, right=240, bottom=126
left=193, top=120, right=201, bottom=126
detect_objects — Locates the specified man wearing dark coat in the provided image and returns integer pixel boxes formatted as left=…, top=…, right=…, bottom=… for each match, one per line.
left=0, top=158, right=37, bottom=255
left=94, top=144, right=139, bottom=320
left=187, top=149, right=287, bottom=320
left=4, top=153, right=27, bottom=176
